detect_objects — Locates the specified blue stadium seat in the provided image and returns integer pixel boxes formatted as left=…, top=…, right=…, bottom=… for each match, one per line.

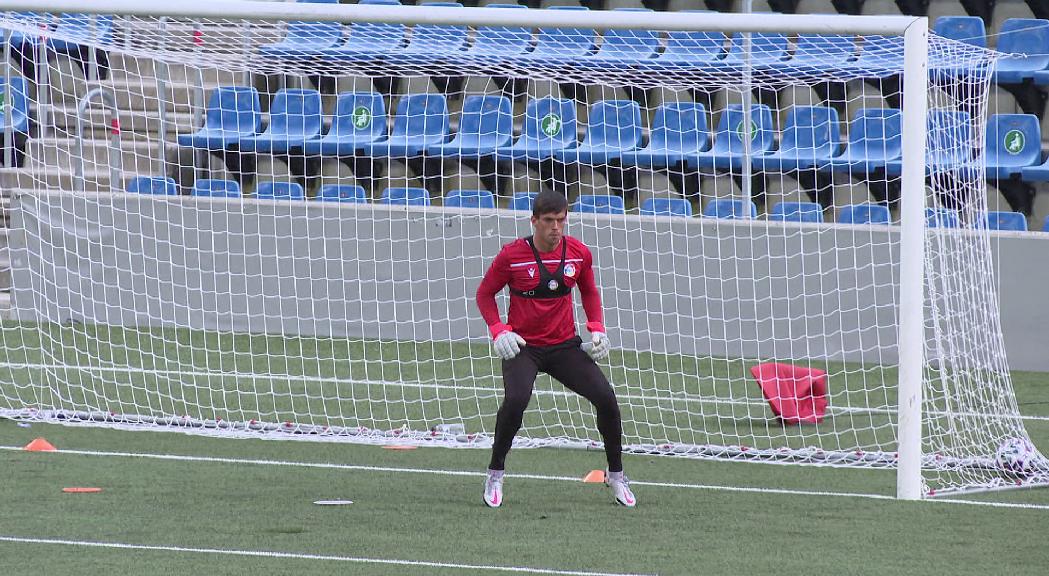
left=319, top=15, right=406, bottom=61
left=445, top=189, right=497, bottom=209
left=837, top=203, right=890, bottom=225
left=495, top=97, right=578, bottom=161
left=191, top=179, right=241, bottom=198
left=517, top=10, right=596, bottom=68
left=639, top=197, right=692, bottom=217
left=993, top=19, right=1049, bottom=84
left=781, top=34, right=856, bottom=72
left=984, top=114, right=1041, bottom=180
left=1043, top=215, right=1049, bottom=232
left=177, top=86, right=262, bottom=150
left=256, top=181, right=305, bottom=200
left=817, top=108, right=901, bottom=174
left=358, top=94, right=449, bottom=157
left=1022, top=156, right=1049, bottom=182
left=383, top=3, right=467, bottom=66
left=703, top=198, right=757, bottom=220
left=687, top=104, right=775, bottom=170
left=586, top=9, right=660, bottom=63
left=127, top=176, right=178, bottom=196
left=933, top=16, right=987, bottom=48
left=465, top=4, right=532, bottom=59
left=982, top=211, right=1028, bottom=231
left=769, top=201, right=824, bottom=223
left=426, top=95, right=513, bottom=157
left=303, top=92, right=386, bottom=156
left=509, top=192, right=537, bottom=211
left=620, top=102, right=709, bottom=168
left=316, top=184, right=368, bottom=203
left=258, top=21, right=344, bottom=58
left=885, top=110, right=972, bottom=176
left=573, top=194, right=625, bottom=214
left=240, top=89, right=323, bottom=152
left=655, top=25, right=727, bottom=67
left=715, top=33, right=790, bottom=70
left=47, top=13, right=114, bottom=54
left=380, top=187, right=431, bottom=206
left=554, top=100, right=642, bottom=165
left=0, top=77, right=32, bottom=135
left=753, top=106, right=840, bottom=172
left=926, top=207, right=959, bottom=229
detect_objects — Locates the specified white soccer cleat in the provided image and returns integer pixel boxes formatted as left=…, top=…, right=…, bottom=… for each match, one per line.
left=483, top=473, right=504, bottom=508
left=605, top=472, right=637, bottom=508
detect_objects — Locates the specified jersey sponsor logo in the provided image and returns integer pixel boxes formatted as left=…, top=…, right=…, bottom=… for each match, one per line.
left=563, top=263, right=576, bottom=277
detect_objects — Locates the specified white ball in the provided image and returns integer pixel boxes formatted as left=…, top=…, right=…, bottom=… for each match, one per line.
left=995, top=437, right=1036, bottom=474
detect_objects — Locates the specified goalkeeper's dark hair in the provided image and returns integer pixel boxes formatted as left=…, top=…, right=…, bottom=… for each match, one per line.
left=532, top=191, right=569, bottom=217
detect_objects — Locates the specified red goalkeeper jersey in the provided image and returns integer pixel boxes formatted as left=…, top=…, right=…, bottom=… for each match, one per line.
left=476, top=235, right=605, bottom=347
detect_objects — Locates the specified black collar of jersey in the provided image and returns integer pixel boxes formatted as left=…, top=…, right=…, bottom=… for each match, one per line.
left=511, top=236, right=573, bottom=299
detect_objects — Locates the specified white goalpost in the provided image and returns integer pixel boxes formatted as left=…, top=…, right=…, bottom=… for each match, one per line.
left=0, top=0, right=1045, bottom=500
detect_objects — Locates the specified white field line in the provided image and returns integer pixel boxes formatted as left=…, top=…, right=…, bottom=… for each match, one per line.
left=5, top=361, right=1049, bottom=422
left=3, top=445, right=1049, bottom=511
left=0, top=536, right=654, bottom=576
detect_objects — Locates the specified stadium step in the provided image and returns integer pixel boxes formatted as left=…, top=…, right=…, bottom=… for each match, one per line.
left=0, top=168, right=136, bottom=193
left=49, top=76, right=234, bottom=115
left=120, top=20, right=284, bottom=58
left=108, top=53, right=256, bottom=88
left=45, top=105, right=199, bottom=139
left=26, top=137, right=176, bottom=176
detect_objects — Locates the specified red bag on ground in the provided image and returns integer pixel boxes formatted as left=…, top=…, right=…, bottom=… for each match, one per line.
left=750, top=362, right=828, bottom=424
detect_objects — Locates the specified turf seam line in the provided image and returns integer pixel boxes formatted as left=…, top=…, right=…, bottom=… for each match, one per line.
left=0, top=536, right=653, bottom=576
left=4, top=445, right=1049, bottom=510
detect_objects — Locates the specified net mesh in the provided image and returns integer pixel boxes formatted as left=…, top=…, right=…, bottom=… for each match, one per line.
left=0, top=7, right=1045, bottom=497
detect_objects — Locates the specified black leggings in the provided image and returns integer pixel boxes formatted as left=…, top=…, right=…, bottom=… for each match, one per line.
left=489, top=336, right=623, bottom=473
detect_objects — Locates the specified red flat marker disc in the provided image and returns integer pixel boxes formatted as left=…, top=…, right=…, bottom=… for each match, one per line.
left=62, top=487, right=103, bottom=493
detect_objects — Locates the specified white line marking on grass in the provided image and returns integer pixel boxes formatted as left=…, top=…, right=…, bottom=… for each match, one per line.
left=4, top=445, right=1049, bottom=511
left=0, top=536, right=652, bottom=576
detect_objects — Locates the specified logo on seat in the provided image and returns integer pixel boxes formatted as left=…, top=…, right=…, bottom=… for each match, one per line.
left=541, top=113, right=562, bottom=137
left=1004, top=129, right=1025, bottom=155
left=352, top=106, right=372, bottom=130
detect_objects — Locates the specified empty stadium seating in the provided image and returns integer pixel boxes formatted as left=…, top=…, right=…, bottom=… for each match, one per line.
left=176, top=87, right=262, bottom=150
left=446, top=188, right=498, bottom=208
left=837, top=203, right=891, bottom=224
left=620, top=103, right=710, bottom=168
left=704, top=198, right=759, bottom=219
left=380, top=186, right=431, bottom=206
left=256, top=181, right=306, bottom=200
left=303, top=92, right=388, bottom=156
left=769, top=201, right=824, bottom=222
left=495, top=97, right=578, bottom=161
left=555, top=100, right=643, bottom=164
left=317, top=184, right=369, bottom=203
left=127, top=176, right=178, bottom=196
left=573, top=194, right=626, bottom=214
left=192, top=179, right=242, bottom=198
left=640, top=197, right=693, bottom=217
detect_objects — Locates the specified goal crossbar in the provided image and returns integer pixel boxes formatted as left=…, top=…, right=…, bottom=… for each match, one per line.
left=0, top=0, right=920, bottom=36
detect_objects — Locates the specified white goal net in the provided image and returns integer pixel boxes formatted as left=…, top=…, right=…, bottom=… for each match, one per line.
left=0, top=3, right=1044, bottom=497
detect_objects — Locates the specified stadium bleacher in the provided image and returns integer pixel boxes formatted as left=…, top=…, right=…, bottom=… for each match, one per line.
left=2, top=2, right=1049, bottom=233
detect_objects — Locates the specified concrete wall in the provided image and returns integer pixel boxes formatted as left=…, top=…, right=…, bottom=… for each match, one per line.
left=9, top=191, right=1049, bottom=371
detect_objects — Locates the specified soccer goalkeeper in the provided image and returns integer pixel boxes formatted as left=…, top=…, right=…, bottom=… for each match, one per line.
left=474, top=191, right=636, bottom=508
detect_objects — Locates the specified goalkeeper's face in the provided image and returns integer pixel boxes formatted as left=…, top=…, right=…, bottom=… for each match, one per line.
left=531, top=209, right=568, bottom=252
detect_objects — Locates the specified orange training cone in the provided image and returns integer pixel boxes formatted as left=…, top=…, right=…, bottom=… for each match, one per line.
left=582, top=469, right=605, bottom=483
left=24, top=438, right=57, bottom=452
